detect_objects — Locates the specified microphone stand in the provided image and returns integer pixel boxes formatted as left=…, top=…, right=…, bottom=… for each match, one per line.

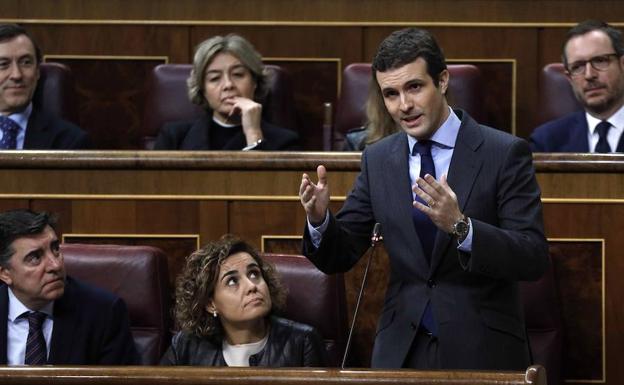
left=341, top=223, right=382, bottom=369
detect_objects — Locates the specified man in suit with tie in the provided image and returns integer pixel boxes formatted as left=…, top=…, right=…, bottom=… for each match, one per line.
left=0, top=24, right=89, bottom=150
left=531, top=20, right=624, bottom=152
left=299, top=28, right=548, bottom=370
left=0, top=209, right=139, bottom=365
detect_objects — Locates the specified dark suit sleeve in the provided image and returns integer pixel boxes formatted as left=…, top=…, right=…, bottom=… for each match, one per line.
left=462, top=139, right=548, bottom=281
left=529, top=126, right=548, bottom=152
left=302, top=149, right=375, bottom=273
left=97, top=297, right=140, bottom=364
left=64, top=130, right=91, bottom=150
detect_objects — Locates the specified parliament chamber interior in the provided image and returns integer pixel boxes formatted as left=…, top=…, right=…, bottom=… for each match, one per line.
left=1, top=1, right=624, bottom=384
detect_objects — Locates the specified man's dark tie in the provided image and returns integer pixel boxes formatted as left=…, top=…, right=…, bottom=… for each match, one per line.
left=24, top=311, right=47, bottom=365
left=0, top=116, right=20, bottom=150
left=595, top=121, right=612, bottom=153
left=411, top=140, right=438, bottom=336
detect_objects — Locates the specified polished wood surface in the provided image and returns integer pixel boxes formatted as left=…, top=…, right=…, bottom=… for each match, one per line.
left=0, top=151, right=620, bottom=383
left=4, top=0, right=624, bottom=22
left=0, top=365, right=546, bottom=385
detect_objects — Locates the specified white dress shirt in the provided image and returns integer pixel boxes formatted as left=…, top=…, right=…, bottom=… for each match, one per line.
left=586, top=104, right=624, bottom=152
left=6, top=288, right=54, bottom=365
left=308, top=107, right=473, bottom=251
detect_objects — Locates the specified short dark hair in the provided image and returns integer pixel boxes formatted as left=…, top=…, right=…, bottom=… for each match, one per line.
left=0, top=23, right=42, bottom=64
left=562, top=20, right=624, bottom=69
left=372, top=27, right=447, bottom=86
left=0, top=209, right=57, bottom=267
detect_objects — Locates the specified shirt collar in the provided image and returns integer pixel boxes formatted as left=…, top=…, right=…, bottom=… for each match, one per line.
left=408, top=107, right=460, bottom=153
left=4, top=103, right=33, bottom=133
left=212, top=114, right=241, bottom=128
left=7, top=287, right=54, bottom=322
left=586, top=103, right=624, bottom=134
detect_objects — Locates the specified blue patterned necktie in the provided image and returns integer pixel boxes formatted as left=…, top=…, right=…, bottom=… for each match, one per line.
left=411, top=140, right=438, bottom=263
left=411, top=140, right=438, bottom=336
left=24, top=311, right=47, bottom=365
left=595, top=121, right=612, bottom=153
left=0, top=116, right=20, bottom=149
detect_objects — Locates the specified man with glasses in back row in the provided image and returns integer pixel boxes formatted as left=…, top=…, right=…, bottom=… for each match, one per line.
left=531, top=20, right=624, bottom=153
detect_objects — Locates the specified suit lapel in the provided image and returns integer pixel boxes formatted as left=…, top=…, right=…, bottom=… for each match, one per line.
left=616, top=128, right=624, bottom=152
left=430, top=111, right=484, bottom=272
left=383, top=133, right=430, bottom=275
left=0, top=286, right=8, bottom=364
left=23, top=109, right=54, bottom=149
left=48, top=278, right=77, bottom=364
left=572, top=113, right=590, bottom=152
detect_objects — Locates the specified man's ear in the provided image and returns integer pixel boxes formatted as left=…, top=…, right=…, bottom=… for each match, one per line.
left=438, top=69, right=450, bottom=95
left=0, top=266, right=13, bottom=286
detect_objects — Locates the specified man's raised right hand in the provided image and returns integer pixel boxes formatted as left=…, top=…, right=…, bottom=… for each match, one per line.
left=299, top=165, right=330, bottom=226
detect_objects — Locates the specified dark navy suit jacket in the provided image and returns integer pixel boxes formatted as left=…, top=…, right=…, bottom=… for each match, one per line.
left=23, top=109, right=90, bottom=150
left=0, top=276, right=139, bottom=365
left=303, top=110, right=548, bottom=370
left=530, top=111, right=624, bottom=152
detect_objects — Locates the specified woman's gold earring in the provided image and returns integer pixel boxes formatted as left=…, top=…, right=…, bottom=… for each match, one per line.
left=212, top=310, right=217, bottom=318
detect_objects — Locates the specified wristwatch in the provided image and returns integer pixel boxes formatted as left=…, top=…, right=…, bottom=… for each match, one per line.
left=242, top=138, right=264, bottom=151
left=451, top=215, right=470, bottom=242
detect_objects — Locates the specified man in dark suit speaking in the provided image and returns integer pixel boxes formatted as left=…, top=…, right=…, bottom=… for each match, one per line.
left=0, top=209, right=138, bottom=365
left=299, top=28, right=548, bottom=370
left=0, top=24, right=89, bottom=150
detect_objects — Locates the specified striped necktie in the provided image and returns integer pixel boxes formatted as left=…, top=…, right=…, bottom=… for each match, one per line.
left=24, top=311, right=47, bottom=365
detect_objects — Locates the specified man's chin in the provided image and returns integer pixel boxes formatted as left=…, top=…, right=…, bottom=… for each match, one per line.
left=44, top=286, right=65, bottom=302
left=584, top=97, right=615, bottom=115
left=43, top=279, right=65, bottom=300
left=4, top=99, right=30, bottom=114
left=401, top=125, right=431, bottom=140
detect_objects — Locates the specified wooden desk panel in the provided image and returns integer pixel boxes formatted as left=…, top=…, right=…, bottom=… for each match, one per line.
left=0, top=151, right=621, bottom=382
left=0, top=365, right=545, bottom=385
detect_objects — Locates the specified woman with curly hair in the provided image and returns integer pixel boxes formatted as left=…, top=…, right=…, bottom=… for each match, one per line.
left=160, top=236, right=327, bottom=366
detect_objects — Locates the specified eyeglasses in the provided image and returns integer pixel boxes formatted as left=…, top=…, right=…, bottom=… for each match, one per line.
left=567, top=53, right=620, bottom=76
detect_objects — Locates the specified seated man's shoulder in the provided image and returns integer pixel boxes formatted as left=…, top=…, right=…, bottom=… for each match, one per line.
left=530, top=111, right=586, bottom=151
left=27, top=109, right=90, bottom=149
left=65, top=276, right=122, bottom=307
left=535, top=111, right=584, bottom=133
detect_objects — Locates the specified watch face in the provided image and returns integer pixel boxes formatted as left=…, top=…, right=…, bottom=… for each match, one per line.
left=454, top=220, right=468, bottom=236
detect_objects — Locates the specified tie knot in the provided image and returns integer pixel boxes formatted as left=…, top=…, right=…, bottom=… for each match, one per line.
left=412, top=140, right=433, bottom=156
left=26, top=311, right=47, bottom=328
left=596, top=121, right=611, bottom=138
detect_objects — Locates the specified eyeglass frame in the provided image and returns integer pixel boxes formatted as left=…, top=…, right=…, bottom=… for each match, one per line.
left=566, top=53, right=621, bottom=77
